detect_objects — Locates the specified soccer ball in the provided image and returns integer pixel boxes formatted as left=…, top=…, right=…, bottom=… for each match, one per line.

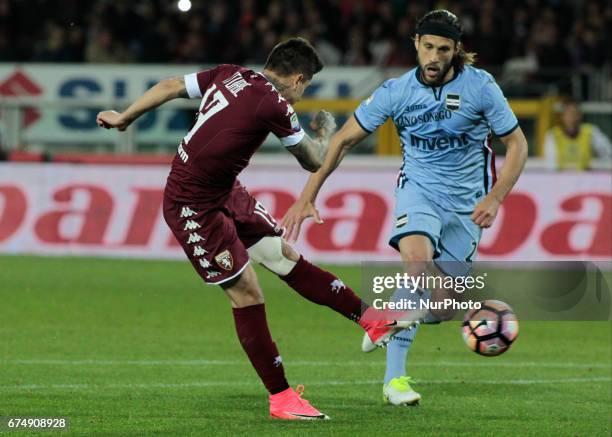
left=462, top=300, right=519, bottom=356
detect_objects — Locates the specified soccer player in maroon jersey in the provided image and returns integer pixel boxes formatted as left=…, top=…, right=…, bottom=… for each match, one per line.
left=97, top=38, right=412, bottom=420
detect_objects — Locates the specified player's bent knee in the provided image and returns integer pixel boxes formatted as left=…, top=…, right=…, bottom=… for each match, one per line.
left=280, top=240, right=300, bottom=262
left=233, top=289, right=264, bottom=307
left=398, top=236, right=434, bottom=273
left=401, top=247, right=432, bottom=263
left=221, top=266, right=265, bottom=307
left=401, top=254, right=431, bottom=278
left=247, top=236, right=297, bottom=276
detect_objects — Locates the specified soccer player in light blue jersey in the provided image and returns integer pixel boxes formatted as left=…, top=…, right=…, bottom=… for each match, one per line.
left=283, top=10, right=528, bottom=406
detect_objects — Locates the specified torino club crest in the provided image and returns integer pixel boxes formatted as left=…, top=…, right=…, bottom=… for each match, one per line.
left=215, top=250, right=234, bottom=271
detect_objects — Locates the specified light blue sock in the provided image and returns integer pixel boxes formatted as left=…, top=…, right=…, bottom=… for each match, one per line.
left=383, top=287, right=431, bottom=384
left=384, top=324, right=419, bottom=384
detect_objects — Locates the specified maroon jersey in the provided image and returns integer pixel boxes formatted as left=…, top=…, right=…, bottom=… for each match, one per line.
left=165, top=64, right=304, bottom=207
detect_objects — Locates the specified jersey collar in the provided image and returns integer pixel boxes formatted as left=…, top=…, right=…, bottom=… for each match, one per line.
left=258, top=72, right=279, bottom=92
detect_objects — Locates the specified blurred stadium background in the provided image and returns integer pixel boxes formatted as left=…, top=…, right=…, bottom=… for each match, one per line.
left=0, top=0, right=610, bottom=262
left=0, top=0, right=610, bottom=435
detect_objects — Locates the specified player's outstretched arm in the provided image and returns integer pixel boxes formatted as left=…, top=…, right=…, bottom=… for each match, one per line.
left=96, top=77, right=188, bottom=131
left=471, top=126, right=528, bottom=228
left=282, top=115, right=369, bottom=241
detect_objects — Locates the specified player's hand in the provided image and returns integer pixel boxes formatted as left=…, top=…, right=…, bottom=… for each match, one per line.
left=471, top=194, right=501, bottom=228
left=96, top=110, right=131, bottom=131
left=310, top=110, right=336, bottom=137
left=281, top=199, right=323, bottom=243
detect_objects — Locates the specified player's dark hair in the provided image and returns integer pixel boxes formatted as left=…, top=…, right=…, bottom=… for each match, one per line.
left=264, top=37, right=324, bottom=80
left=416, top=9, right=477, bottom=71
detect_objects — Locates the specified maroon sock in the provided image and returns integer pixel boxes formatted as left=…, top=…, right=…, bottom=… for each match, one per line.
left=232, top=304, right=289, bottom=395
left=280, top=256, right=366, bottom=323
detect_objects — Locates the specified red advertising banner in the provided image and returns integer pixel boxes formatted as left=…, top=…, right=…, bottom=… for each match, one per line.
left=0, top=163, right=610, bottom=264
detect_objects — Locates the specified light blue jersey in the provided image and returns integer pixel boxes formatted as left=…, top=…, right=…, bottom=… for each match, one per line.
left=355, top=65, right=518, bottom=213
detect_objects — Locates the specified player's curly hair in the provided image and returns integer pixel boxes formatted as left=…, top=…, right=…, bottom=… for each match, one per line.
left=416, top=10, right=477, bottom=71
left=264, top=37, right=324, bottom=80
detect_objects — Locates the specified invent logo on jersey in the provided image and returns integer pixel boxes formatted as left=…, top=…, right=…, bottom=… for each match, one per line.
left=409, top=132, right=470, bottom=151
left=397, top=109, right=452, bottom=128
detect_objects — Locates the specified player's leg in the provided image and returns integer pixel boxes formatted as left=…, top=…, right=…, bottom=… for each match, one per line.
left=232, top=184, right=365, bottom=322
left=220, top=264, right=288, bottom=394
left=231, top=183, right=414, bottom=348
left=248, top=235, right=416, bottom=345
left=381, top=187, right=443, bottom=406
left=249, top=236, right=363, bottom=322
left=163, top=197, right=328, bottom=420
left=382, top=235, right=434, bottom=406
left=434, top=209, right=483, bottom=310
left=221, top=265, right=329, bottom=420
left=381, top=209, right=482, bottom=407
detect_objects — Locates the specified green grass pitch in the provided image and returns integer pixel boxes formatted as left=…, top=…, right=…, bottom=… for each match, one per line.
left=1, top=256, right=610, bottom=436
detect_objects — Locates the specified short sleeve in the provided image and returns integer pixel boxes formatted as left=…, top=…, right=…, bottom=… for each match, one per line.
left=481, top=76, right=519, bottom=137
left=257, top=93, right=305, bottom=147
left=354, top=79, right=395, bottom=133
left=184, top=66, right=223, bottom=99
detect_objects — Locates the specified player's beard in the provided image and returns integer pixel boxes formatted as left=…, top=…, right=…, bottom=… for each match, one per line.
left=418, top=57, right=453, bottom=86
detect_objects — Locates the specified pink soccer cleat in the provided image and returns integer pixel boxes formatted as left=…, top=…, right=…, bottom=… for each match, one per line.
left=359, top=307, right=422, bottom=352
left=269, top=385, right=330, bottom=420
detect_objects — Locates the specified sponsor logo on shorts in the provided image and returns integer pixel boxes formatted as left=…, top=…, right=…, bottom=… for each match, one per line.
left=206, top=270, right=221, bottom=279
left=395, top=214, right=408, bottom=228
left=183, top=220, right=201, bottom=231
left=214, top=250, right=234, bottom=271
left=445, top=93, right=460, bottom=111
left=187, top=233, right=204, bottom=244
left=193, top=245, right=208, bottom=257
left=199, top=258, right=212, bottom=268
left=330, top=279, right=346, bottom=294
left=180, top=206, right=196, bottom=218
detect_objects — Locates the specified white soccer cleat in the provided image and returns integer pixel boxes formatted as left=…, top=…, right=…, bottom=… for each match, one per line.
left=383, top=376, right=421, bottom=406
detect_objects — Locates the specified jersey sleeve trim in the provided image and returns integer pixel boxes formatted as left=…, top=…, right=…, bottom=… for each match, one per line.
left=495, top=122, right=519, bottom=138
left=184, top=73, right=202, bottom=99
left=353, top=112, right=373, bottom=133
left=280, top=129, right=306, bottom=147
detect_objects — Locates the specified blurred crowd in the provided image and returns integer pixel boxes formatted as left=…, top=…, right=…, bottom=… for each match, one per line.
left=0, top=0, right=610, bottom=71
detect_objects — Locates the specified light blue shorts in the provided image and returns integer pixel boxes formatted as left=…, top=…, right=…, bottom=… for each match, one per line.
left=389, top=183, right=482, bottom=275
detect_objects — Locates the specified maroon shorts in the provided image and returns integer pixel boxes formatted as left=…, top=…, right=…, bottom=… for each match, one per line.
left=163, top=181, right=283, bottom=285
